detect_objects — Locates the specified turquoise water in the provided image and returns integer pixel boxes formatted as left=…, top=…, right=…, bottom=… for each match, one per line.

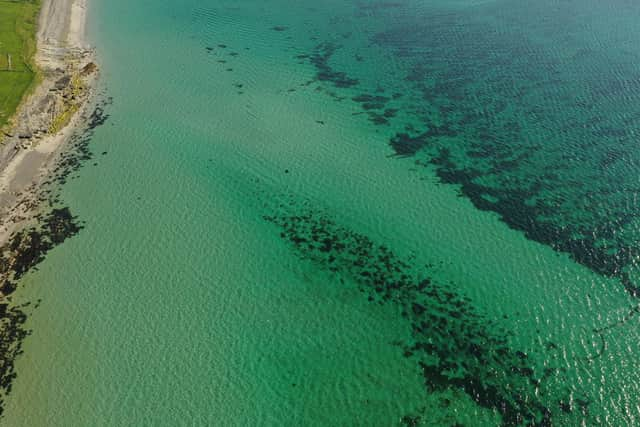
left=4, top=0, right=640, bottom=425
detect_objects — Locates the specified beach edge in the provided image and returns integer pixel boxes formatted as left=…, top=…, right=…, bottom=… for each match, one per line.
left=0, top=0, right=101, bottom=416
left=0, top=0, right=98, bottom=246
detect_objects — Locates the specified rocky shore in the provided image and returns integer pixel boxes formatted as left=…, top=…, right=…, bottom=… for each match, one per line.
left=0, top=0, right=97, bottom=247
left=0, top=0, right=101, bottom=415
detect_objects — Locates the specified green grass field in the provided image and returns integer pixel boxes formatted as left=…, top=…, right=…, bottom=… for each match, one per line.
left=0, top=0, right=40, bottom=129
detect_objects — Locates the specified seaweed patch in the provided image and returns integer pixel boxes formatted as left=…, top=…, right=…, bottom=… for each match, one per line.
left=309, top=43, right=359, bottom=89
left=0, top=207, right=84, bottom=416
left=0, top=302, right=28, bottom=415
left=367, top=15, right=640, bottom=295
left=349, top=93, right=400, bottom=126
left=263, top=200, right=586, bottom=426
left=51, top=97, right=111, bottom=187
left=1, top=209, right=84, bottom=296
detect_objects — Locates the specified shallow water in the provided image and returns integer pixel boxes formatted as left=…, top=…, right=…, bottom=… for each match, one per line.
left=4, top=0, right=640, bottom=425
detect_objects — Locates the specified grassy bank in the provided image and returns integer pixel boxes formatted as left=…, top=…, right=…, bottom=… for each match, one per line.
left=0, top=0, right=40, bottom=130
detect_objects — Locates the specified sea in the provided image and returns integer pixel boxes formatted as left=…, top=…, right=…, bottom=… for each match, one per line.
left=4, top=0, right=640, bottom=425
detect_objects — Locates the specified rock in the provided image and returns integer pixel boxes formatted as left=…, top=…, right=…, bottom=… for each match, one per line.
left=80, top=62, right=97, bottom=76
left=53, top=75, right=71, bottom=91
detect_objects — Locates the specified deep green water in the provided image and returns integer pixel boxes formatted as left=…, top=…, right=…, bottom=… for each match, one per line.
left=4, top=0, right=640, bottom=425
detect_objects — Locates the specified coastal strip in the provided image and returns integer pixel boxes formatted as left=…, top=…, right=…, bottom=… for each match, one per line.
left=0, top=0, right=99, bottom=415
left=0, top=0, right=97, bottom=246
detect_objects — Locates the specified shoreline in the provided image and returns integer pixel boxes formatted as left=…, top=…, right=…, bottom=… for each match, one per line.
left=0, top=0, right=98, bottom=248
left=0, top=0, right=100, bottom=415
